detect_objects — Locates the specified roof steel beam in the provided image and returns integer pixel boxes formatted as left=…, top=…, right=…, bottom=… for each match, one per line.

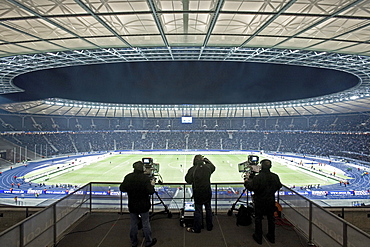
left=273, top=0, right=366, bottom=48
left=74, top=0, right=133, bottom=48
left=6, top=0, right=101, bottom=49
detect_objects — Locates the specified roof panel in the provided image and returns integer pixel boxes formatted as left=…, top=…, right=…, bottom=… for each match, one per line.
left=234, top=109, right=244, bottom=117
left=0, top=43, right=34, bottom=55
left=259, top=108, right=269, bottom=117
left=260, top=16, right=324, bottom=36
left=317, top=104, right=345, bottom=114
left=26, top=104, right=52, bottom=113
left=86, top=108, right=99, bottom=117
left=246, top=36, right=292, bottom=47
left=122, top=109, right=131, bottom=117
left=0, top=23, right=42, bottom=43
left=66, top=106, right=83, bottom=116
left=189, top=0, right=216, bottom=11
left=34, top=105, right=59, bottom=115
left=48, top=106, right=71, bottom=116
left=186, top=13, right=211, bottom=33
left=166, top=34, right=202, bottom=46
left=208, top=34, right=247, bottom=46
left=286, top=0, right=355, bottom=15
left=303, top=105, right=327, bottom=114
left=338, top=43, right=370, bottom=55
left=335, top=100, right=370, bottom=110
left=168, top=109, right=176, bottom=117
left=147, top=109, right=156, bottom=117
left=162, top=13, right=210, bottom=33
left=83, top=36, right=129, bottom=48
left=103, top=14, right=158, bottom=35
left=271, top=108, right=282, bottom=116
left=123, top=35, right=164, bottom=46
left=50, top=16, right=114, bottom=36
left=310, top=40, right=361, bottom=53
left=96, top=108, right=107, bottom=117
left=291, top=106, right=311, bottom=115
left=251, top=109, right=260, bottom=117
left=114, top=109, right=123, bottom=117
left=218, top=109, right=227, bottom=117
left=90, top=0, right=150, bottom=12
left=156, top=0, right=184, bottom=11
left=339, top=24, right=370, bottom=43
left=205, top=109, right=213, bottom=117
left=267, top=108, right=280, bottom=117
left=19, top=41, right=65, bottom=53
left=50, top=38, right=97, bottom=50
left=341, top=0, right=370, bottom=17
left=223, top=0, right=285, bottom=12
left=215, top=14, right=268, bottom=35
left=20, top=0, right=87, bottom=15
left=3, top=18, right=73, bottom=38
left=0, top=1, right=33, bottom=18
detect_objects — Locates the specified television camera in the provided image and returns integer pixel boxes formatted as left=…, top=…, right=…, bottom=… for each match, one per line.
left=238, top=155, right=261, bottom=180
left=141, top=158, right=171, bottom=218
left=142, top=157, right=162, bottom=184
left=227, top=155, right=260, bottom=216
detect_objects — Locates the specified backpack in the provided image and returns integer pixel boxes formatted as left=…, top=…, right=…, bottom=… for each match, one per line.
left=236, top=204, right=253, bottom=226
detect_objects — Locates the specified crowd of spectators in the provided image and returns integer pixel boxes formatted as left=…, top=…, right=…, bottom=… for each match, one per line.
left=1, top=131, right=369, bottom=162
left=0, top=113, right=370, bottom=162
left=1, top=113, right=370, bottom=132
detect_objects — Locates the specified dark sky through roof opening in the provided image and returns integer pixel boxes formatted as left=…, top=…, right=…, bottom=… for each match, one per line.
left=9, top=61, right=358, bottom=105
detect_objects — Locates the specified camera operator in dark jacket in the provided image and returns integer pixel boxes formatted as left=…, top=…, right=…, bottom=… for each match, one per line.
left=120, top=161, right=157, bottom=247
left=244, top=159, right=282, bottom=245
left=185, top=155, right=216, bottom=233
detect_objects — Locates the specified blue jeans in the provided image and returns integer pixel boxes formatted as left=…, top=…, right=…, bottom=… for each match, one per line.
left=194, top=201, right=213, bottom=232
left=129, top=212, right=152, bottom=246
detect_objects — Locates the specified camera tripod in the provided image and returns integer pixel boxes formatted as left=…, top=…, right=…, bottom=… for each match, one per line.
left=227, top=187, right=251, bottom=216
left=150, top=190, right=172, bottom=218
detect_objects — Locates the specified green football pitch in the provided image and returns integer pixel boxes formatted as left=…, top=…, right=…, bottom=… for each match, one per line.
left=26, top=152, right=347, bottom=187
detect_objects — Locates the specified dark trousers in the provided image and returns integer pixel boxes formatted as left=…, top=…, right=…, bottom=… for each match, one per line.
left=253, top=205, right=275, bottom=241
left=193, top=201, right=213, bottom=232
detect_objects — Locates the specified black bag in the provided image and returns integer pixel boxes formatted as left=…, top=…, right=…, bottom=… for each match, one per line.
left=236, top=204, right=252, bottom=226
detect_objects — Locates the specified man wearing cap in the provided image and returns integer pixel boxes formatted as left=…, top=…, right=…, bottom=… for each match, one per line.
left=244, top=159, right=282, bottom=245
left=120, top=161, right=157, bottom=247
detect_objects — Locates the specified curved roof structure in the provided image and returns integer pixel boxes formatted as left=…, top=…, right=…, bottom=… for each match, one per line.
left=0, top=0, right=370, bottom=117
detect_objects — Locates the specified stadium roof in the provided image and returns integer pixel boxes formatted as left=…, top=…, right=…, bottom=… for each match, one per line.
left=0, top=0, right=370, bottom=118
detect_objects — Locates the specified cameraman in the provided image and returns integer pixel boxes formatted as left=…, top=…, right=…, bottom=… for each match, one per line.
left=185, top=155, right=215, bottom=233
left=120, top=161, right=157, bottom=247
left=244, top=159, right=282, bottom=245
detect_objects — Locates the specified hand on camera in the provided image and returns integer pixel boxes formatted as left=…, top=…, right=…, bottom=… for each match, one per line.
left=150, top=179, right=156, bottom=186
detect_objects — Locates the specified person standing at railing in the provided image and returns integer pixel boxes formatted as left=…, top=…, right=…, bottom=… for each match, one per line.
left=244, top=159, right=282, bottom=245
left=185, top=155, right=216, bottom=233
left=120, top=161, right=157, bottom=247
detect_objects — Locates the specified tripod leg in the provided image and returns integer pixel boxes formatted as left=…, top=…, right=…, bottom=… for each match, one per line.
left=151, top=191, right=173, bottom=218
left=228, top=188, right=248, bottom=216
